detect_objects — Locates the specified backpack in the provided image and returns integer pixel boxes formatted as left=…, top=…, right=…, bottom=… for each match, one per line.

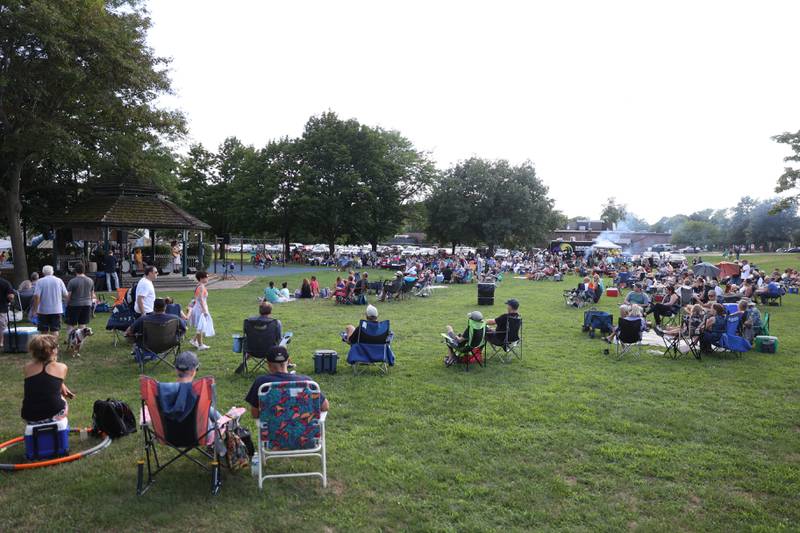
left=92, top=399, right=137, bottom=438
left=124, top=280, right=139, bottom=308
left=223, top=418, right=254, bottom=471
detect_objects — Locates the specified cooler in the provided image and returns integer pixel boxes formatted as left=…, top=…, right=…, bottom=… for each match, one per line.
left=606, top=287, right=619, bottom=297
left=24, top=418, right=70, bottom=460
left=313, top=350, right=338, bottom=374
left=4, top=326, right=39, bottom=353
left=754, top=336, right=778, bottom=353
left=477, top=282, right=495, bottom=306
left=232, top=334, right=243, bottom=353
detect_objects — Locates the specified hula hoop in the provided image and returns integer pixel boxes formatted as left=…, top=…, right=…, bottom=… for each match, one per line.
left=0, top=428, right=112, bottom=471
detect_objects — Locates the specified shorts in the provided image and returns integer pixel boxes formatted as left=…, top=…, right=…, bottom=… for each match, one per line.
left=0, top=311, right=7, bottom=334
left=65, top=305, right=91, bottom=326
left=37, top=313, right=62, bottom=333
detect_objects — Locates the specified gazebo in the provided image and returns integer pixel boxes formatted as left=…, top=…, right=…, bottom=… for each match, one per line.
left=53, top=184, right=211, bottom=280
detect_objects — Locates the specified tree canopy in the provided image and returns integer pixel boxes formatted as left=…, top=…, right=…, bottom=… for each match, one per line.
left=0, top=0, right=184, bottom=282
left=426, top=158, right=561, bottom=252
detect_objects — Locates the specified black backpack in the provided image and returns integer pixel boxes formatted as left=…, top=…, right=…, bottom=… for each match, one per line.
left=92, top=399, right=137, bottom=438
left=123, top=280, right=139, bottom=309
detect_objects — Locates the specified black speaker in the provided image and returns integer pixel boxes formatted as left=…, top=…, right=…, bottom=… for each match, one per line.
left=222, top=234, right=231, bottom=245
left=477, top=283, right=495, bottom=305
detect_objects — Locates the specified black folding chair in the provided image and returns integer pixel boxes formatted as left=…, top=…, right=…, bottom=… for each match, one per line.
left=238, top=318, right=291, bottom=374
left=134, top=318, right=182, bottom=373
left=487, top=316, right=523, bottom=364
left=613, top=318, right=642, bottom=360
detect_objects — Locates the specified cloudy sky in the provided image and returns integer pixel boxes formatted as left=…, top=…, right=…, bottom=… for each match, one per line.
left=146, top=0, right=800, bottom=223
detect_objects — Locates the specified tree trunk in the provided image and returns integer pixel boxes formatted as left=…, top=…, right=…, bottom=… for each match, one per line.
left=6, top=161, right=28, bottom=285
left=283, top=228, right=290, bottom=264
left=329, top=241, right=336, bottom=256
left=371, top=240, right=377, bottom=253
left=451, top=242, right=456, bottom=255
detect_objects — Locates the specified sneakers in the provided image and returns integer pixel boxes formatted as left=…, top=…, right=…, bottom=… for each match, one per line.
left=197, top=344, right=210, bottom=351
left=189, top=338, right=199, bottom=348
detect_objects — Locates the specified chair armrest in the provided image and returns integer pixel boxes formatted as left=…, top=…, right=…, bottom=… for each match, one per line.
left=387, top=332, right=394, bottom=343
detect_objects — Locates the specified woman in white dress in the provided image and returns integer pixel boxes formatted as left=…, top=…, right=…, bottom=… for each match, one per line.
left=189, top=271, right=215, bottom=351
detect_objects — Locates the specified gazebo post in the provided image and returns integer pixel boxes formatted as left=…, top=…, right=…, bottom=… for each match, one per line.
left=51, top=227, right=58, bottom=271
left=103, top=227, right=109, bottom=253
left=150, top=229, right=156, bottom=272
left=198, top=231, right=204, bottom=274
left=181, top=229, right=188, bottom=277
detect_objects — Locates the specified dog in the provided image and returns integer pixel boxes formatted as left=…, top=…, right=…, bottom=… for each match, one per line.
left=67, top=326, right=93, bottom=358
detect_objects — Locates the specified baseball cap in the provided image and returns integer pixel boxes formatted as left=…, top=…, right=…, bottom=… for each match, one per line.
left=267, top=345, right=289, bottom=363
left=505, top=298, right=520, bottom=310
left=396, top=271, right=403, bottom=276
left=175, top=351, right=200, bottom=372
left=468, top=310, right=484, bottom=321
left=365, top=305, right=379, bottom=318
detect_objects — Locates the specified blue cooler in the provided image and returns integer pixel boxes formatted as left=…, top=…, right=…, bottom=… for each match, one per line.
left=24, top=418, right=70, bottom=460
left=4, top=326, right=39, bottom=353
left=313, top=350, right=338, bottom=374
left=232, top=334, right=243, bottom=353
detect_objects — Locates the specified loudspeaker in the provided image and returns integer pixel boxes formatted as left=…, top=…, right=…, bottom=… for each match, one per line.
left=222, top=234, right=231, bottom=245
left=477, top=282, right=495, bottom=305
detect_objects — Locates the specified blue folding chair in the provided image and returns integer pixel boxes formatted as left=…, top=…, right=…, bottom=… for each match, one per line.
left=345, top=320, right=395, bottom=375
left=714, top=313, right=751, bottom=358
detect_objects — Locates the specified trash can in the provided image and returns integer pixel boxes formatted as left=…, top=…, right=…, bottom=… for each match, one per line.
left=313, top=350, right=338, bottom=374
left=477, top=282, right=495, bottom=306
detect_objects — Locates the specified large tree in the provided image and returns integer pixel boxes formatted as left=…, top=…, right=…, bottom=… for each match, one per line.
left=600, top=197, right=627, bottom=228
left=0, top=0, right=184, bottom=283
left=295, top=112, right=433, bottom=253
left=772, top=130, right=800, bottom=212
left=426, top=158, right=560, bottom=253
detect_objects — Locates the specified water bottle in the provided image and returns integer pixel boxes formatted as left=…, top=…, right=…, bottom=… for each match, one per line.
left=250, top=453, right=260, bottom=478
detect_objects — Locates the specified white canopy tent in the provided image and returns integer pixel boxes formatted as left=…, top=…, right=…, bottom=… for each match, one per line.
left=592, top=239, right=622, bottom=250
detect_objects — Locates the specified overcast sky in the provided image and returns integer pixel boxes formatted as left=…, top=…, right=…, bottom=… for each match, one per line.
left=146, top=0, right=800, bottom=223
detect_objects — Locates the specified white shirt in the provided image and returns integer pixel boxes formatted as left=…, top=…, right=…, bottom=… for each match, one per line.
left=741, top=264, right=751, bottom=280
left=34, top=275, right=68, bottom=315
left=135, top=277, right=156, bottom=314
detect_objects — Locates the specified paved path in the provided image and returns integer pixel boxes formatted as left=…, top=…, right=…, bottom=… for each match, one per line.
left=209, top=262, right=336, bottom=277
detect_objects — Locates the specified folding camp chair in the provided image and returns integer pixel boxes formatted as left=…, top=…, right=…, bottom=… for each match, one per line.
left=713, top=314, right=751, bottom=358
left=133, top=317, right=182, bottom=373
left=486, top=316, right=523, bottom=364
left=137, top=376, right=224, bottom=496
left=655, top=325, right=682, bottom=359
left=613, top=318, right=642, bottom=359
left=239, top=318, right=292, bottom=374
left=256, top=380, right=327, bottom=490
left=105, top=303, right=136, bottom=347
left=443, top=318, right=487, bottom=371
left=345, top=320, right=395, bottom=375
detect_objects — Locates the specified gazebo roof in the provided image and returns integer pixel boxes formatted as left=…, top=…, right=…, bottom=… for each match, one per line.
left=55, top=184, right=211, bottom=231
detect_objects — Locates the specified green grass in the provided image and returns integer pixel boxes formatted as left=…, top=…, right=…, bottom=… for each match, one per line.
left=0, top=254, right=798, bottom=532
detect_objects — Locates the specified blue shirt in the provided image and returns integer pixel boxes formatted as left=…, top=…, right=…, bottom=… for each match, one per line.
left=264, top=287, right=281, bottom=303
left=245, top=372, right=326, bottom=409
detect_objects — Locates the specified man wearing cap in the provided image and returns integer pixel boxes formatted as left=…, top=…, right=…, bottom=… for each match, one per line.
left=444, top=310, right=485, bottom=365
left=126, top=298, right=186, bottom=347
left=343, top=305, right=387, bottom=345
left=485, top=299, right=521, bottom=346
left=244, top=345, right=329, bottom=418
left=624, top=283, right=650, bottom=307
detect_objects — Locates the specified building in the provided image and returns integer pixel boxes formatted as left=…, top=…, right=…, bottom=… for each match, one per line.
left=551, top=220, right=671, bottom=254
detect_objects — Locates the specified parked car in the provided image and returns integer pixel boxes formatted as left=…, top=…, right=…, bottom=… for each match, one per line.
left=785, top=247, right=800, bottom=253
left=679, top=246, right=699, bottom=254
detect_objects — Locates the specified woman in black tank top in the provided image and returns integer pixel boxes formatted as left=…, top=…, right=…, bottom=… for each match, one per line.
left=21, top=335, right=74, bottom=422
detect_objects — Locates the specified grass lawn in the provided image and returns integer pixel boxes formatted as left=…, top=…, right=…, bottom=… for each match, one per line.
left=0, top=253, right=798, bottom=532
